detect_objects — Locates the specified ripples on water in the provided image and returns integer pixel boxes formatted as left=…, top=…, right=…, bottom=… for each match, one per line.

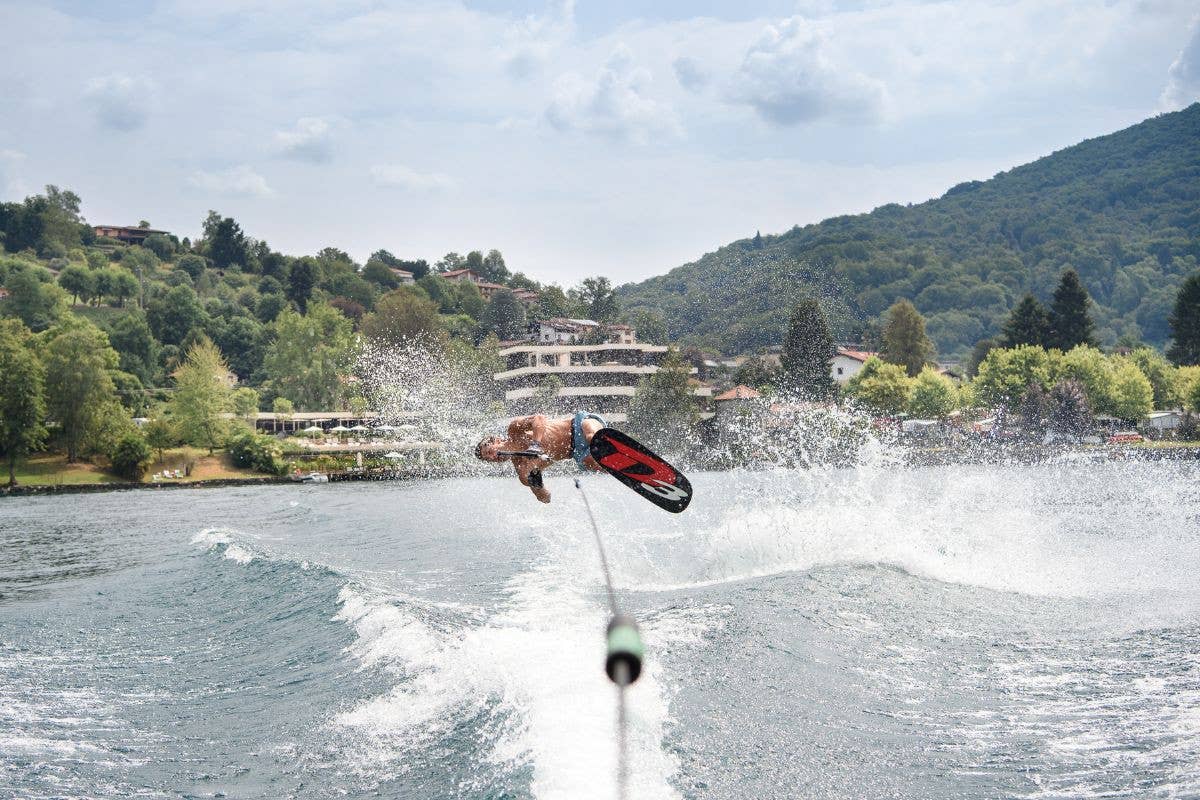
left=1, top=461, right=1198, bottom=799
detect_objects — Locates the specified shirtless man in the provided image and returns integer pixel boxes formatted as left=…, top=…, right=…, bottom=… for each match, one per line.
left=475, top=412, right=607, bottom=503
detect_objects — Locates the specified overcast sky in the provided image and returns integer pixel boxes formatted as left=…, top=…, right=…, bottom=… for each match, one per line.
left=1, top=0, right=1197, bottom=286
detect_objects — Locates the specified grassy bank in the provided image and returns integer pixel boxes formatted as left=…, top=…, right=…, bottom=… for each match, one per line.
left=6, top=448, right=262, bottom=487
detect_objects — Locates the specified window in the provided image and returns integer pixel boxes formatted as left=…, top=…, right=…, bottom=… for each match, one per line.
left=837, top=367, right=843, bottom=375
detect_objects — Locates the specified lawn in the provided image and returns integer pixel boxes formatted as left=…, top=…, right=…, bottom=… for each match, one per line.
left=7, top=453, right=124, bottom=486
left=8, top=448, right=264, bottom=487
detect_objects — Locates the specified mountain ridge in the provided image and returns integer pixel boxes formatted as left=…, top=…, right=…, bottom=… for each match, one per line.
left=617, top=103, right=1200, bottom=358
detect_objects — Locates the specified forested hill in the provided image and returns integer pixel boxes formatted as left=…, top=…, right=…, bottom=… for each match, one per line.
left=617, top=103, right=1200, bottom=359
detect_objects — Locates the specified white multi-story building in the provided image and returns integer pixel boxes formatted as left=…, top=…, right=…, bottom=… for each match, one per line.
left=496, top=324, right=711, bottom=422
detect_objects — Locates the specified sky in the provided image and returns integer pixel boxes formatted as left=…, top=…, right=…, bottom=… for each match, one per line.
left=1, top=0, right=1198, bottom=287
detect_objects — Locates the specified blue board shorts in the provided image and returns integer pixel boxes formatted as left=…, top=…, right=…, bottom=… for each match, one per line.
left=571, top=411, right=607, bottom=469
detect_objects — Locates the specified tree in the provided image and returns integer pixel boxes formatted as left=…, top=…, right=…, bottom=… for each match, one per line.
left=536, top=285, right=572, bottom=319
left=41, top=320, right=122, bottom=462
left=147, top=285, right=207, bottom=346
left=256, top=292, right=286, bottom=323
left=451, top=280, right=485, bottom=320
left=1057, top=345, right=1113, bottom=416
left=170, top=337, right=233, bottom=453
left=966, top=337, right=998, bottom=379
left=0, top=320, right=47, bottom=485
left=1048, top=379, right=1093, bottom=437
left=481, top=249, right=510, bottom=283
left=263, top=303, right=356, bottom=410
left=362, top=259, right=401, bottom=290
left=108, top=311, right=159, bottom=385
left=361, top=289, right=444, bottom=347
left=176, top=254, right=207, bottom=280
left=109, top=269, right=139, bottom=307
left=4, top=266, right=63, bottom=331
left=779, top=298, right=835, bottom=399
left=143, top=415, right=176, bottom=464
left=1108, top=357, right=1153, bottom=422
left=881, top=299, right=934, bottom=377
left=1047, top=268, right=1097, bottom=350
left=908, top=367, right=957, bottom=419
left=1167, top=272, right=1200, bottom=366
left=436, top=252, right=465, bottom=272
left=627, top=349, right=698, bottom=454
left=1128, top=347, right=1182, bottom=409
left=272, top=396, right=295, bottom=418
left=733, top=358, right=777, bottom=390
left=142, top=233, right=175, bottom=260
left=208, top=216, right=249, bottom=270
left=1017, top=383, right=1051, bottom=435
left=971, top=345, right=1055, bottom=409
left=845, top=356, right=913, bottom=415
left=1001, top=294, right=1050, bottom=348
left=575, top=277, right=618, bottom=322
left=58, top=264, right=96, bottom=305
left=482, top=289, right=527, bottom=340
left=232, top=387, right=260, bottom=421
left=110, top=432, right=151, bottom=481
left=286, top=257, right=318, bottom=311
left=623, top=309, right=667, bottom=345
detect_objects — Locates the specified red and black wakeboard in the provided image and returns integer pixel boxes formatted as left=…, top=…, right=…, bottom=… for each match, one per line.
left=589, top=428, right=692, bottom=513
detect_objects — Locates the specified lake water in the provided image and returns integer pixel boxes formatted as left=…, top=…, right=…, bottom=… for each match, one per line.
left=2, top=460, right=1199, bottom=799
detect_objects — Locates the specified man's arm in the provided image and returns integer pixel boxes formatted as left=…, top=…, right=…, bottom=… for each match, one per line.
left=513, top=458, right=551, bottom=504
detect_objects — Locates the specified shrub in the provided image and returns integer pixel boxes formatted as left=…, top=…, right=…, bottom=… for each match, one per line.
left=228, top=430, right=286, bottom=476
left=110, top=432, right=152, bottom=481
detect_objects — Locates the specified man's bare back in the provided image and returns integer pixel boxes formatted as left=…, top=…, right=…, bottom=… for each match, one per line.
left=475, top=413, right=605, bottom=503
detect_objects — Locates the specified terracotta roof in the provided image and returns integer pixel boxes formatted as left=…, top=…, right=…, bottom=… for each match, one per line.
left=835, top=348, right=876, bottom=363
left=713, top=385, right=760, bottom=401
left=440, top=268, right=480, bottom=280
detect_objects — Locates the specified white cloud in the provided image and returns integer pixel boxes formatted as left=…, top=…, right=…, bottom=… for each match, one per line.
left=274, top=116, right=335, bottom=163
left=83, top=74, right=154, bottom=132
left=1160, top=16, right=1200, bottom=110
left=672, top=56, right=710, bottom=92
left=369, top=164, right=455, bottom=192
left=545, top=44, right=683, bottom=144
left=501, top=0, right=575, bottom=78
left=726, top=16, right=885, bottom=126
left=189, top=165, right=273, bottom=197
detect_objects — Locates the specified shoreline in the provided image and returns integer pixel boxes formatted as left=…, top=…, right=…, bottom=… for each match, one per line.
left=3, top=444, right=1197, bottom=498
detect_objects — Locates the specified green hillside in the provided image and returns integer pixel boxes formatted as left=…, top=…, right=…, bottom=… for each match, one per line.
left=617, top=103, right=1200, bottom=359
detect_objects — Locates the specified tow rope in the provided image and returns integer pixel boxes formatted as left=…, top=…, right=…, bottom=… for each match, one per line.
left=575, top=477, right=644, bottom=800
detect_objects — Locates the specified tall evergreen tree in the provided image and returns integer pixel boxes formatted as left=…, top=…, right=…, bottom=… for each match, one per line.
left=1047, top=269, right=1097, bottom=350
left=881, top=299, right=934, bottom=377
left=779, top=298, right=835, bottom=399
left=1167, top=272, right=1200, bottom=366
left=1001, top=294, right=1050, bottom=348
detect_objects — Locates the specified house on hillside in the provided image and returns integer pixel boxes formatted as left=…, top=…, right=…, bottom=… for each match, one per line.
left=388, top=267, right=415, bottom=285
left=831, top=347, right=876, bottom=383
left=532, top=318, right=637, bottom=345
left=93, top=225, right=169, bottom=245
left=713, top=385, right=761, bottom=415
left=440, top=268, right=537, bottom=305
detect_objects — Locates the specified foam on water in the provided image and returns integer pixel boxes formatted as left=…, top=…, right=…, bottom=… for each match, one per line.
left=332, top=560, right=702, bottom=800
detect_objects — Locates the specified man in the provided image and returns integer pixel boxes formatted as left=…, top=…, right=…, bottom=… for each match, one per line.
left=475, top=411, right=607, bottom=503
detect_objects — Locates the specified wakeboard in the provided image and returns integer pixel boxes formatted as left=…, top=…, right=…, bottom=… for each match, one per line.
left=589, top=428, right=692, bottom=513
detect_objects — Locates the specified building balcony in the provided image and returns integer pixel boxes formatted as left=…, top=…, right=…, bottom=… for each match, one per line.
left=494, top=364, right=661, bottom=382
